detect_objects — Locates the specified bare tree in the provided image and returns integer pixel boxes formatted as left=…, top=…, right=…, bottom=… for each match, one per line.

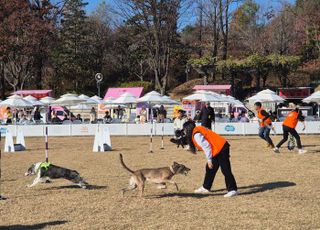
left=3, top=55, right=34, bottom=92
left=114, top=0, right=183, bottom=95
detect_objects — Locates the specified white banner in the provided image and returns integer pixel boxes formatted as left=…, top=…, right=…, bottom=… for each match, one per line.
left=0, top=122, right=319, bottom=137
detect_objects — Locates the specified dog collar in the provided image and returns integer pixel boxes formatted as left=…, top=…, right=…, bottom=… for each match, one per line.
left=39, top=162, right=51, bottom=172
left=169, top=166, right=175, bottom=174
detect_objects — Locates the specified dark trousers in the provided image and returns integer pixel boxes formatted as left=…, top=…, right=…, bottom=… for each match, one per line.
left=201, top=121, right=212, bottom=130
left=258, top=126, right=274, bottom=146
left=203, top=143, right=237, bottom=191
left=276, top=125, right=302, bottom=149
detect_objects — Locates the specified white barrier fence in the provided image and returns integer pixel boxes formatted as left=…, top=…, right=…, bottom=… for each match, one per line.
left=1, top=122, right=320, bottom=137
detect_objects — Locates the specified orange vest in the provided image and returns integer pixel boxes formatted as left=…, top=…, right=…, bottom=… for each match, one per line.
left=192, top=126, right=227, bottom=157
left=257, top=109, right=272, bottom=127
left=283, top=111, right=299, bottom=129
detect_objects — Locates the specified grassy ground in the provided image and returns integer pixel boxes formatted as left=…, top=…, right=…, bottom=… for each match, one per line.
left=0, top=135, right=319, bottom=229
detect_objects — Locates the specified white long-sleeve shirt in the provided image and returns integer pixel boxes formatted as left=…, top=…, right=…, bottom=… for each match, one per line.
left=193, top=133, right=212, bottom=162
left=173, top=117, right=187, bottom=130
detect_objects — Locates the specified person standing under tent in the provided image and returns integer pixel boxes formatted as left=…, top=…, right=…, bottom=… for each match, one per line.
left=139, top=107, right=147, bottom=124
left=5, top=107, right=13, bottom=124
left=273, top=104, right=307, bottom=154
left=158, top=105, right=167, bottom=123
left=199, top=102, right=215, bottom=129
left=254, top=102, right=275, bottom=149
left=33, top=107, right=42, bottom=123
left=173, top=109, right=187, bottom=138
left=90, top=107, right=97, bottom=123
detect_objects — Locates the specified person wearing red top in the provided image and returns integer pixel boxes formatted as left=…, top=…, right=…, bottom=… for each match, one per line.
left=254, top=102, right=275, bottom=148
left=181, top=120, right=238, bottom=197
left=274, top=104, right=307, bottom=154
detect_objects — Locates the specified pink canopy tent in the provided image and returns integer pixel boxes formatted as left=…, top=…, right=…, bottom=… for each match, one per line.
left=13, top=90, right=53, bottom=99
left=193, top=85, right=231, bottom=95
left=104, top=87, right=143, bottom=100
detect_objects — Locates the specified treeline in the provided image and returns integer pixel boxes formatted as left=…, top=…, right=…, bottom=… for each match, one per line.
left=0, top=0, right=319, bottom=98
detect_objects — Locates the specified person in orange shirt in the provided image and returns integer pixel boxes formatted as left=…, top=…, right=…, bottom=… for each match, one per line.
left=178, top=120, right=238, bottom=197
left=254, top=102, right=275, bottom=148
left=274, top=104, right=307, bottom=154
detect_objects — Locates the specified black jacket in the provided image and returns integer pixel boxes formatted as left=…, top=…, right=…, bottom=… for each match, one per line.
left=199, top=106, right=215, bottom=127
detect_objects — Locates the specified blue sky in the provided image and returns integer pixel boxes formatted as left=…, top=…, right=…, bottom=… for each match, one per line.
left=84, top=0, right=296, bottom=14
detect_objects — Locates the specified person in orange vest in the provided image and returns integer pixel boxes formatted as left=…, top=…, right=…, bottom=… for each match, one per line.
left=274, top=104, right=307, bottom=154
left=181, top=120, right=238, bottom=197
left=254, top=102, right=275, bottom=148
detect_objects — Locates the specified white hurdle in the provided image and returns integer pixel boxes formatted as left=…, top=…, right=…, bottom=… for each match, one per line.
left=16, top=129, right=26, bottom=149
left=93, top=127, right=112, bottom=152
left=4, top=130, right=14, bottom=153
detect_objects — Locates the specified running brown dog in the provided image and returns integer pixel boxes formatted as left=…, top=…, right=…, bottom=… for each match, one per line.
left=120, top=154, right=190, bottom=197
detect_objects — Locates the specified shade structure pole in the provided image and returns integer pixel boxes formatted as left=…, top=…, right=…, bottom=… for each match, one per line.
left=0, top=132, right=7, bottom=200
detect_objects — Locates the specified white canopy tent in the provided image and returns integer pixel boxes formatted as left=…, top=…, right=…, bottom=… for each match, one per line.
left=247, top=89, right=285, bottom=103
left=0, top=95, right=34, bottom=124
left=40, top=96, right=55, bottom=105
left=137, top=91, right=168, bottom=121
left=70, top=104, right=91, bottom=110
left=0, top=95, right=33, bottom=108
left=303, top=91, right=320, bottom=103
left=52, top=94, right=86, bottom=106
left=112, top=92, right=137, bottom=104
left=303, top=91, right=320, bottom=117
left=112, top=92, right=137, bottom=122
left=24, top=95, right=44, bottom=106
left=78, top=94, right=90, bottom=100
left=137, top=91, right=165, bottom=104
left=183, top=90, right=222, bottom=102
left=90, top=95, right=103, bottom=104
left=161, top=96, right=180, bottom=105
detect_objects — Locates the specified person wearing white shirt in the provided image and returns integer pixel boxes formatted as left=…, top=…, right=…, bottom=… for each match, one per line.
left=173, top=110, right=187, bottom=136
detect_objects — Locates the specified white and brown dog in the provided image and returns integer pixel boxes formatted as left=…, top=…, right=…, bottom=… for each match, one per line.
left=25, top=162, right=88, bottom=189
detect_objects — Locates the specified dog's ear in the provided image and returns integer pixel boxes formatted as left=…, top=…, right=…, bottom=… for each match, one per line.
left=173, top=162, right=178, bottom=165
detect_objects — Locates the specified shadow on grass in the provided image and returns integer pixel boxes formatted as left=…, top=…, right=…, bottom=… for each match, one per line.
left=148, top=181, right=296, bottom=199
left=303, top=144, right=320, bottom=148
left=42, top=184, right=108, bottom=190
left=0, top=220, right=68, bottom=230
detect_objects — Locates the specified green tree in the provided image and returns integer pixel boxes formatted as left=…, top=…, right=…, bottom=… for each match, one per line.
left=216, top=59, right=246, bottom=96
left=245, top=54, right=270, bottom=89
left=267, top=54, right=301, bottom=87
left=53, top=0, right=90, bottom=93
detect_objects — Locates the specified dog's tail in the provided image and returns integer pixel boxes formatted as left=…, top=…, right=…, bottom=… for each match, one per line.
left=119, top=154, right=134, bottom=174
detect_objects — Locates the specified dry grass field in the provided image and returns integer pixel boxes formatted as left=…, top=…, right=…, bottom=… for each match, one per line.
left=0, top=134, right=319, bottom=229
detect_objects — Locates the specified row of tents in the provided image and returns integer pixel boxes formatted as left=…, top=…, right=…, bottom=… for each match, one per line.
left=0, top=88, right=319, bottom=111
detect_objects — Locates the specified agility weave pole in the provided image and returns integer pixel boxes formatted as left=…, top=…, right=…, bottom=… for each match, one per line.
left=160, top=124, right=164, bottom=150
left=149, top=127, right=153, bottom=153
left=0, top=132, right=7, bottom=200
left=45, top=127, right=49, bottom=162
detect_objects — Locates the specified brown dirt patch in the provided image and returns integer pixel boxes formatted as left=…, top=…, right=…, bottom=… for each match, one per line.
left=0, top=135, right=320, bottom=229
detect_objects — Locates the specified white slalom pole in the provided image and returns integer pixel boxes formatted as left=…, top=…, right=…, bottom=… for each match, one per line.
left=0, top=132, right=7, bottom=200
left=149, top=126, right=153, bottom=153
left=160, top=124, right=164, bottom=150
left=45, top=127, right=48, bottom=162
